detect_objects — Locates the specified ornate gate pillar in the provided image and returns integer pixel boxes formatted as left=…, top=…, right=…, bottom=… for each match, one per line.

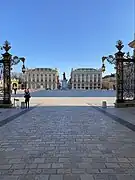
left=115, top=41, right=125, bottom=104
left=0, top=41, right=26, bottom=107
left=102, top=40, right=135, bottom=108
left=2, top=51, right=12, bottom=104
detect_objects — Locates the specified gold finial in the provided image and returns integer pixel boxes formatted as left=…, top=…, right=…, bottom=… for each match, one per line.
left=3, top=41, right=11, bottom=52
left=116, top=40, right=124, bottom=51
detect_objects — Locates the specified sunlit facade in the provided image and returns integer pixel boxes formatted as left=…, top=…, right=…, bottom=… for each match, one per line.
left=24, top=68, right=59, bottom=90
left=70, top=68, right=102, bottom=89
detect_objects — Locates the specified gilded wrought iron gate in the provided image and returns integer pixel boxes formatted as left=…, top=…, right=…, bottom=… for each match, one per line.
left=116, top=43, right=135, bottom=103
left=102, top=40, right=135, bottom=106
left=0, top=63, right=4, bottom=102
left=123, top=61, right=135, bottom=100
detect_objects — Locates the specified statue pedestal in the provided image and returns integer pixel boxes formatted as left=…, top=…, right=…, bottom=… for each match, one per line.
left=114, top=100, right=135, bottom=108
left=61, top=79, right=68, bottom=90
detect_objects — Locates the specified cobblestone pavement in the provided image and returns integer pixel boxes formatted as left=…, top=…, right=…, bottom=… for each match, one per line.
left=0, top=104, right=135, bottom=180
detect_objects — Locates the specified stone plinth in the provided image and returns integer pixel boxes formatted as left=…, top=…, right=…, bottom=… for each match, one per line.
left=115, top=100, right=135, bottom=108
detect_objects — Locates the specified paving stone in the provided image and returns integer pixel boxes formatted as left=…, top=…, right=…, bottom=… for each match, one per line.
left=80, top=174, right=94, bottom=180
left=0, top=165, right=12, bottom=170
left=25, top=163, right=38, bottom=169
left=36, top=169, right=57, bottom=174
left=35, top=175, right=49, bottom=180
left=72, top=168, right=86, bottom=174
left=18, top=174, right=36, bottom=180
left=57, top=168, right=71, bottom=174
left=100, top=169, right=115, bottom=173
left=34, top=158, right=45, bottom=163
left=91, top=162, right=106, bottom=168
left=12, top=169, right=28, bottom=175
left=0, top=169, right=14, bottom=175
left=1, top=103, right=135, bottom=179
left=116, top=174, right=135, bottom=180
left=64, top=175, right=81, bottom=180
left=49, top=175, right=63, bottom=180
left=0, top=175, right=19, bottom=180
left=117, top=158, right=130, bottom=162
left=52, top=163, right=63, bottom=168
left=10, top=163, right=26, bottom=169
left=9, top=159, right=23, bottom=164
left=37, top=163, right=51, bottom=168
left=105, top=163, right=120, bottom=168
left=118, top=162, right=133, bottom=168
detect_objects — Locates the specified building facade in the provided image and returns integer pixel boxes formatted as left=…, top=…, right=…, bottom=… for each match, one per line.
left=24, top=68, right=59, bottom=90
left=70, top=68, right=102, bottom=89
left=102, top=74, right=116, bottom=90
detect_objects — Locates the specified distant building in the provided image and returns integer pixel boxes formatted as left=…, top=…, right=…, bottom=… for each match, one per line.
left=128, top=39, right=135, bottom=49
left=102, top=73, right=116, bottom=90
left=70, top=68, right=102, bottom=89
left=24, top=68, right=59, bottom=90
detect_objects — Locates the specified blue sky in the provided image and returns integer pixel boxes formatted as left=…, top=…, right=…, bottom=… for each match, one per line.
left=0, top=0, right=134, bottom=79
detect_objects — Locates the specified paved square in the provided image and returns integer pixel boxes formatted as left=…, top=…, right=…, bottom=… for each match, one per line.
left=0, top=98, right=135, bottom=180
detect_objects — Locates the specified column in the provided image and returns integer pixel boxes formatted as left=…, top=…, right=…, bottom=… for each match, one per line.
left=51, top=74, right=53, bottom=90
left=71, top=75, right=74, bottom=89
left=92, top=74, right=94, bottom=89
left=47, top=74, right=49, bottom=88
left=76, top=74, right=78, bottom=89
left=88, top=74, right=90, bottom=89
left=96, top=74, right=98, bottom=89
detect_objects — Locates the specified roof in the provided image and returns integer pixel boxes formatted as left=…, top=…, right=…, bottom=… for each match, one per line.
left=103, top=73, right=115, bottom=79
left=128, top=40, right=135, bottom=48
left=26, top=68, right=58, bottom=72
left=73, top=68, right=100, bottom=72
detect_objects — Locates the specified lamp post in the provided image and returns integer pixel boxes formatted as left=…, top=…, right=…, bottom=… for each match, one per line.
left=0, top=41, right=26, bottom=106
left=102, top=40, right=135, bottom=108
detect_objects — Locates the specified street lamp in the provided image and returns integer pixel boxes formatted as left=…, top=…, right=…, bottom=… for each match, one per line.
left=0, top=40, right=26, bottom=106
left=101, top=40, right=135, bottom=108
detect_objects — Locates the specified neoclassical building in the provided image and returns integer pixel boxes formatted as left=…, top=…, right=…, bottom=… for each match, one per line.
left=24, top=68, right=59, bottom=90
left=70, top=68, right=102, bottom=89
left=102, top=74, right=116, bottom=90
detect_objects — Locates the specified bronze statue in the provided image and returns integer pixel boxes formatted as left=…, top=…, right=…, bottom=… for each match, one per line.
left=63, top=72, right=66, bottom=80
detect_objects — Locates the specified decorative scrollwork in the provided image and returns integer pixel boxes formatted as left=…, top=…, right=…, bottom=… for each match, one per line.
left=0, top=40, right=26, bottom=104
left=123, top=62, right=135, bottom=100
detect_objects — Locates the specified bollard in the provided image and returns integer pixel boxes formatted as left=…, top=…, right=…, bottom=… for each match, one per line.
left=102, top=101, right=107, bottom=108
left=21, top=102, right=25, bottom=109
